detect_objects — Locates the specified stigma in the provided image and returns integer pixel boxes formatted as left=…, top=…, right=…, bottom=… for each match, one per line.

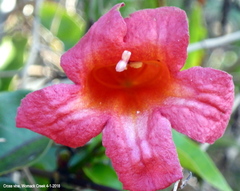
left=115, top=50, right=143, bottom=72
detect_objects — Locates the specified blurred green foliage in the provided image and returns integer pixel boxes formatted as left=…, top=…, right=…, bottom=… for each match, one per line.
left=0, top=36, right=27, bottom=90
left=40, top=1, right=86, bottom=50
left=0, top=0, right=240, bottom=191
left=0, top=90, right=51, bottom=175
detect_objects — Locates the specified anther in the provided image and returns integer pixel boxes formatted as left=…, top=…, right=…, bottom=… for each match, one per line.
left=122, top=50, right=131, bottom=62
left=115, top=60, right=128, bottom=72
left=129, top=61, right=143, bottom=69
left=115, top=50, right=131, bottom=72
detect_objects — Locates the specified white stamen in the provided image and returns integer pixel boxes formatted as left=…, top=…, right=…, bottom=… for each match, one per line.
left=116, top=60, right=128, bottom=72
left=122, top=50, right=131, bottom=62
left=129, top=61, right=143, bottom=69
left=115, top=50, right=132, bottom=72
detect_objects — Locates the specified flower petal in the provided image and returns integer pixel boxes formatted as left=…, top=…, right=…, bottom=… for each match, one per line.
left=61, top=4, right=189, bottom=85
left=124, top=6, right=189, bottom=72
left=16, top=84, right=110, bottom=148
left=61, top=3, right=126, bottom=84
left=159, top=67, right=234, bottom=144
left=102, top=111, right=182, bottom=191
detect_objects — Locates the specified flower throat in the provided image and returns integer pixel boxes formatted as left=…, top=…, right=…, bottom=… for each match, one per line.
left=86, top=50, right=176, bottom=113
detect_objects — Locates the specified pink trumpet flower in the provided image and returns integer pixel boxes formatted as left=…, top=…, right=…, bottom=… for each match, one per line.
left=16, top=3, right=234, bottom=191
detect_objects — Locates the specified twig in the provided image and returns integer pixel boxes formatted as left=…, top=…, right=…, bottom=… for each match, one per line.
left=232, top=94, right=240, bottom=113
left=20, top=0, right=44, bottom=88
left=200, top=143, right=210, bottom=152
left=188, top=30, right=240, bottom=52
left=50, top=0, right=64, bottom=35
left=180, top=172, right=192, bottom=189
left=22, top=167, right=40, bottom=191
left=0, top=70, right=19, bottom=78
left=29, top=167, right=54, bottom=179
left=173, top=180, right=180, bottom=191
left=172, top=172, right=193, bottom=191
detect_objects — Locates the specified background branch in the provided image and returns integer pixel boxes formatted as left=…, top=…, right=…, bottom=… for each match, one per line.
left=188, top=30, right=240, bottom=52
left=19, top=0, right=43, bottom=88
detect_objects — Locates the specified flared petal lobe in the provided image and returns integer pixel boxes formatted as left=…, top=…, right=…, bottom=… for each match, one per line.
left=16, top=84, right=110, bottom=147
left=123, top=6, right=189, bottom=72
left=159, top=67, right=234, bottom=144
left=61, top=3, right=188, bottom=85
left=60, top=3, right=127, bottom=84
left=102, top=111, right=182, bottom=191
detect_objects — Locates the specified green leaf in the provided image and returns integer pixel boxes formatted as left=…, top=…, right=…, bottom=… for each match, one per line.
left=83, top=163, right=122, bottom=189
left=0, top=137, right=52, bottom=175
left=0, top=90, right=51, bottom=175
left=173, top=130, right=232, bottom=191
